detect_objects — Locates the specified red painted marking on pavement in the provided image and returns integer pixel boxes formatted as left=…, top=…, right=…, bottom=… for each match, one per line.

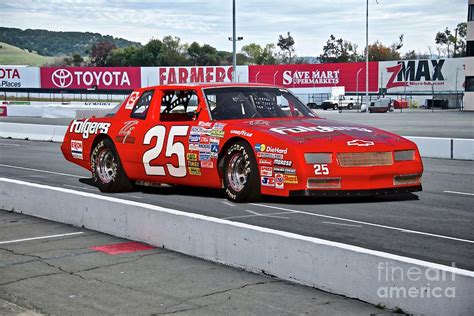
left=90, top=241, right=155, bottom=255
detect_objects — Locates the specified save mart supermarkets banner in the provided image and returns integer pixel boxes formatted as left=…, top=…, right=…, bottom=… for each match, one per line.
left=0, top=66, right=40, bottom=88
left=248, top=62, right=380, bottom=93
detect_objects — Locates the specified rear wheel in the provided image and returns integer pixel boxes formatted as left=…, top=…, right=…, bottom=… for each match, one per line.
left=91, top=138, right=133, bottom=193
left=223, top=141, right=260, bottom=202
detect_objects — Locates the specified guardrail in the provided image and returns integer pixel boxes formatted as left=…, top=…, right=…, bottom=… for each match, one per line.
left=1, top=177, right=473, bottom=316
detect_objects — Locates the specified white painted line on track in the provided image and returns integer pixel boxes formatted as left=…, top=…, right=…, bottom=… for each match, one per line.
left=323, top=221, right=362, bottom=228
left=0, top=232, right=84, bottom=245
left=222, top=201, right=236, bottom=207
left=63, top=184, right=97, bottom=192
left=2, top=177, right=474, bottom=277
left=444, top=190, right=474, bottom=197
left=0, top=163, right=84, bottom=178
left=251, top=203, right=474, bottom=244
left=0, top=143, right=20, bottom=147
left=223, top=210, right=294, bottom=220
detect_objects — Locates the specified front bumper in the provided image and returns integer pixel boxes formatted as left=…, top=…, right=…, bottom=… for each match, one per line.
left=289, top=184, right=422, bottom=197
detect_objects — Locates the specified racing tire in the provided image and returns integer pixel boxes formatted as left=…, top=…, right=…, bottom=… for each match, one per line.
left=223, top=141, right=261, bottom=203
left=91, top=138, right=133, bottom=193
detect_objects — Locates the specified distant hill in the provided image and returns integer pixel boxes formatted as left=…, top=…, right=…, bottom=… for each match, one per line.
left=0, top=42, right=55, bottom=66
left=0, top=27, right=141, bottom=57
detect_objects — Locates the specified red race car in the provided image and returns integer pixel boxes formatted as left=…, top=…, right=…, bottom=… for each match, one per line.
left=61, top=83, right=423, bottom=202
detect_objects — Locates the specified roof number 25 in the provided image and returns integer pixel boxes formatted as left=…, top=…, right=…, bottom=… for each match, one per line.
left=143, top=126, right=189, bottom=177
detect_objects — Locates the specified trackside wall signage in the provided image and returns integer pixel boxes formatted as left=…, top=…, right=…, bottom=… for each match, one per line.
left=40, top=67, right=141, bottom=90
left=380, top=58, right=465, bottom=93
left=0, top=66, right=40, bottom=88
left=248, top=62, right=379, bottom=92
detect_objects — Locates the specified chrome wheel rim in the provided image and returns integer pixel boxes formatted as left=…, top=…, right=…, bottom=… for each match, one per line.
left=96, top=148, right=116, bottom=184
left=227, top=153, right=248, bottom=192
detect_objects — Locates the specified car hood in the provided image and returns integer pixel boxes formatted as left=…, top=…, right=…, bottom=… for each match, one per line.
left=229, top=117, right=412, bottom=149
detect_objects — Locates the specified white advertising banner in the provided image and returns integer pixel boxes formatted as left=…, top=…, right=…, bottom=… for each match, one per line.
left=379, top=58, right=465, bottom=93
left=141, top=66, right=249, bottom=88
left=0, top=66, right=40, bottom=89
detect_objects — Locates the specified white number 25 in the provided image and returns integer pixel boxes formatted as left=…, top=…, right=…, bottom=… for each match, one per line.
left=143, top=125, right=189, bottom=177
left=314, top=164, right=329, bottom=175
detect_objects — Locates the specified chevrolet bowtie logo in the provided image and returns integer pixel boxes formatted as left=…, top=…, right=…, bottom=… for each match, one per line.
left=347, top=139, right=374, bottom=146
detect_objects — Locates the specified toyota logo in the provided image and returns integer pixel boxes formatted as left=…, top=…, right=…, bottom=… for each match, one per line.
left=52, top=69, right=73, bottom=88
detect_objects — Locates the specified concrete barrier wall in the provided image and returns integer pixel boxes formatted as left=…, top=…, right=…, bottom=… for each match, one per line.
left=2, top=123, right=473, bottom=160
left=1, top=178, right=473, bottom=316
left=0, top=122, right=67, bottom=142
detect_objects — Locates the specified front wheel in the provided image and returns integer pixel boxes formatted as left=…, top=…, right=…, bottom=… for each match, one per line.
left=91, top=138, right=133, bottom=193
left=223, top=141, right=261, bottom=202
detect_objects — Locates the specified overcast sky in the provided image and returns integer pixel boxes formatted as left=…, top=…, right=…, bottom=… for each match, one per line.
left=0, top=0, right=466, bottom=56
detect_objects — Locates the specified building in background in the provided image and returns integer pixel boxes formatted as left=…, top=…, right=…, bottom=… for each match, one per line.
left=464, top=0, right=474, bottom=111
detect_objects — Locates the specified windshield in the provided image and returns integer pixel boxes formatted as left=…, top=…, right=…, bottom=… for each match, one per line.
left=204, top=87, right=315, bottom=120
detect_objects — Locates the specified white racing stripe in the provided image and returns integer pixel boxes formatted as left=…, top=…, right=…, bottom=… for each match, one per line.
left=323, top=221, right=362, bottom=228
left=1, top=177, right=474, bottom=276
left=0, top=232, right=84, bottom=245
left=444, top=190, right=474, bottom=197
left=0, top=163, right=84, bottom=178
left=251, top=203, right=474, bottom=244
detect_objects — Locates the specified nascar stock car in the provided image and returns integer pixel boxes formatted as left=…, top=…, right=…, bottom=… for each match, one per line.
left=61, top=83, right=423, bottom=202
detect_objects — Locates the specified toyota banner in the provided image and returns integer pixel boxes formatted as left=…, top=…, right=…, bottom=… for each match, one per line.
left=40, top=67, right=142, bottom=90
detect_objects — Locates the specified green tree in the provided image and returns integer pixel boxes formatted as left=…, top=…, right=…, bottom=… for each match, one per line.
left=187, top=42, right=219, bottom=65
left=277, top=32, right=295, bottom=63
left=319, top=35, right=361, bottom=63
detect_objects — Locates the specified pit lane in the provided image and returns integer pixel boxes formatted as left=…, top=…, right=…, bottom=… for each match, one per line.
left=0, top=139, right=472, bottom=271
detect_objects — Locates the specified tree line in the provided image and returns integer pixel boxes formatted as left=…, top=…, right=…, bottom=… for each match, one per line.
left=38, top=21, right=468, bottom=67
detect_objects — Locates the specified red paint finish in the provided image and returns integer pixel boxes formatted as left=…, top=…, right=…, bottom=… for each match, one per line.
left=91, top=241, right=155, bottom=255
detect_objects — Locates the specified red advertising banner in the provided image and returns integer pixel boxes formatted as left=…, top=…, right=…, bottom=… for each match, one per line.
left=248, top=62, right=379, bottom=92
left=40, top=67, right=141, bottom=90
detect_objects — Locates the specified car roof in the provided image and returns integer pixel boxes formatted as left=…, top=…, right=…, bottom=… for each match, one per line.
left=142, top=82, right=281, bottom=90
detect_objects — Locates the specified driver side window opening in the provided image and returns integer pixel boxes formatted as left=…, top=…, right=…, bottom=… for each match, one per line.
left=160, top=90, right=200, bottom=122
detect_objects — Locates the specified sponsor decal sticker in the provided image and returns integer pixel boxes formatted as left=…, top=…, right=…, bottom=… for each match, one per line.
left=189, top=134, right=201, bottom=143
left=188, top=161, right=200, bottom=168
left=275, top=173, right=284, bottom=189
left=189, top=143, right=199, bottom=151
left=69, top=119, right=111, bottom=139
left=186, top=153, right=198, bottom=161
left=188, top=167, right=201, bottom=175
left=257, top=152, right=284, bottom=159
left=260, top=166, right=273, bottom=177
left=199, top=152, right=211, bottom=161
left=274, top=159, right=293, bottom=167
left=258, top=159, right=273, bottom=166
left=210, top=143, right=219, bottom=153
left=254, top=143, right=266, bottom=152
left=270, top=126, right=373, bottom=135
left=200, top=161, right=214, bottom=168
left=284, top=174, right=299, bottom=184
left=230, top=130, right=253, bottom=137
left=198, top=121, right=213, bottom=128
left=261, top=177, right=275, bottom=187
left=116, top=120, right=138, bottom=144
left=210, top=129, right=225, bottom=138
left=247, top=120, right=270, bottom=126
left=125, top=91, right=140, bottom=109
left=199, top=143, right=211, bottom=152
left=200, top=135, right=210, bottom=144
left=347, top=139, right=374, bottom=147
left=71, top=140, right=83, bottom=159
left=274, top=167, right=296, bottom=175
left=212, top=122, right=226, bottom=130
left=191, top=126, right=203, bottom=134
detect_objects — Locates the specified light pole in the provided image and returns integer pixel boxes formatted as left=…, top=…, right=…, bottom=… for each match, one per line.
left=365, top=0, right=369, bottom=111
left=273, top=71, right=279, bottom=85
left=232, top=0, right=236, bottom=82
left=356, top=68, right=362, bottom=110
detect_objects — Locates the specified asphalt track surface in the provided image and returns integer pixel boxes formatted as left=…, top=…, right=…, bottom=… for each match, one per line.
left=1, top=109, right=473, bottom=138
left=0, top=139, right=473, bottom=271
